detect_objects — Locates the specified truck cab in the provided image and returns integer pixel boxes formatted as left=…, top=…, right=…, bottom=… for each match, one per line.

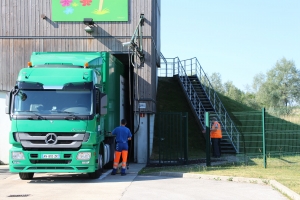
left=5, top=52, right=125, bottom=180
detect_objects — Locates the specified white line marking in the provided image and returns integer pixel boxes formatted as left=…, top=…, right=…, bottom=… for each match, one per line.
left=98, top=170, right=111, bottom=180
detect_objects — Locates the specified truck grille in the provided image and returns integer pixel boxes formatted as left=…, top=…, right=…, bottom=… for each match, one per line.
left=30, top=154, right=38, bottom=158
left=27, top=167, right=74, bottom=170
left=30, top=160, right=71, bottom=164
left=30, top=154, right=72, bottom=159
left=14, top=132, right=89, bottom=149
left=64, top=154, right=72, bottom=158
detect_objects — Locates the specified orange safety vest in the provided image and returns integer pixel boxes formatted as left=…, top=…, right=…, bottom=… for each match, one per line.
left=210, top=121, right=222, bottom=138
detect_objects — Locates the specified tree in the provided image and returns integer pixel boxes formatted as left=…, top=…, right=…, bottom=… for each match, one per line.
left=242, top=92, right=260, bottom=110
left=209, top=72, right=225, bottom=94
left=252, top=72, right=266, bottom=93
left=255, top=58, right=300, bottom=114
left=223, top=81, right=244, bottom=103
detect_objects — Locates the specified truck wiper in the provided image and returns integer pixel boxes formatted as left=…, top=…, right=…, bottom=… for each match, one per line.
left=17, top=111, right=45, bottom=120
left=64, top=115, right=81, bottom=120
left=53, top=110, right=81, bottom=120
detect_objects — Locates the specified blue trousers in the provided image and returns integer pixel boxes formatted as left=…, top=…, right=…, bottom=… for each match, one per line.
left=211, top=138, right=221, bottom=157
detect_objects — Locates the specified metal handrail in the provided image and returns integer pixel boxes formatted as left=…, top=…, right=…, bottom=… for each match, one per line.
left=159, top=57, right=240, bottom=153
left=177, top=57, right=207, bottom=127
left=159, top=57, right=206, bottom=130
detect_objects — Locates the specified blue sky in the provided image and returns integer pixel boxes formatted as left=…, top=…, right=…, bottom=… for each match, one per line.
left=161, top=0, right=300, bottom=91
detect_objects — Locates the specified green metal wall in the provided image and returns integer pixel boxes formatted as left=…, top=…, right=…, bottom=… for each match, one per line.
left=101, top=52, right=125, bottom=132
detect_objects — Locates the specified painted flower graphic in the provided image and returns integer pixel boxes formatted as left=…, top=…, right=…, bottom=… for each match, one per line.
left=60, top=0, right=73, bottom=7
left=58, top=0, right=110, bottom=17
left=80, top=0, right=93, bottom=6
left=71, top=2, right=78, bottom=7
left=64, top=7, right=74, bottom=14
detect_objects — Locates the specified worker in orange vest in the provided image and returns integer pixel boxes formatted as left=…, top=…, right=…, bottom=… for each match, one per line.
left=210, top=117, right=222, bottom=158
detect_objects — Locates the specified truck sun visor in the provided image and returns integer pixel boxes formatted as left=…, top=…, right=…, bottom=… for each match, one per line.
left=17, top=81, right=44, bottom=89
left=63, top=82, right=93, bottom=90
left=34, top=65, right=82, bottom=68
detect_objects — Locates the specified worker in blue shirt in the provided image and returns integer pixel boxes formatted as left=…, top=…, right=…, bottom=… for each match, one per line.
left=111, top=119, right=132, bottom=176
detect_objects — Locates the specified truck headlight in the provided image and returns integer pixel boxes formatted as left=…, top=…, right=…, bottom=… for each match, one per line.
left=77, top=152, right=91, bottom=160
left=12, top=152, right=25, bottom=160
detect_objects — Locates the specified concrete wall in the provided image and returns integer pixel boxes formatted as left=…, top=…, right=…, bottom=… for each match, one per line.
left=0, top=92, right=11, bottom=164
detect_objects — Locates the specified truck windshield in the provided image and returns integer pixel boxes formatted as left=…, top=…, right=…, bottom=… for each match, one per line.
left=13, top=90, right=93, bottom=116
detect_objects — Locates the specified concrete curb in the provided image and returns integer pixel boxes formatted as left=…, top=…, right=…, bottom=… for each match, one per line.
left=270, top=180, right=300, bottom=200
left=156, top=172, right=300, bottom=200
left=0, top=165, right=9, bottom=169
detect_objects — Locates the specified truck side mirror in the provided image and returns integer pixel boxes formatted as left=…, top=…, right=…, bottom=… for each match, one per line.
left=5, top=91, right=12, bottom=114
left=100, top=93, right=107, bottom=115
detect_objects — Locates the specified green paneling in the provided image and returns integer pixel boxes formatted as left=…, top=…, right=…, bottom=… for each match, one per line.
left=101, top=52, right=124, bottom=132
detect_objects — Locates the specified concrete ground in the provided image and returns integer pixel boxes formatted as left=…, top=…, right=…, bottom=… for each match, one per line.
left=0, top=158, right=299, bottom=200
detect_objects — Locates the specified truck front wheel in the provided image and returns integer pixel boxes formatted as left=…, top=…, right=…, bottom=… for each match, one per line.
left=19, top=172, right=34, bottom=180
left=88, top=154, right=103, bottom=179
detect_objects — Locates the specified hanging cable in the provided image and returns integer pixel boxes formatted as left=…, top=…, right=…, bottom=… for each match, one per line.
left=128, top=47, right=132, bottom=106
left=123, top=14, right=145, bottom=167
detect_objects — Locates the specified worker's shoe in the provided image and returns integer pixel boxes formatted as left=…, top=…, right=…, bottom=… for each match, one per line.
left=121, top=168, right=126, bottom=176
left=111, top=168, right=117, bottom=175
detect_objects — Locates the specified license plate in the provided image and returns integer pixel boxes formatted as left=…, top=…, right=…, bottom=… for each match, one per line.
left=42, top=154, right=60, bottom=159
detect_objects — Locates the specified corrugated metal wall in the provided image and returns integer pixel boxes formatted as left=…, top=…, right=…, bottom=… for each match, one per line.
left=0, top=0, right=160, bottom=113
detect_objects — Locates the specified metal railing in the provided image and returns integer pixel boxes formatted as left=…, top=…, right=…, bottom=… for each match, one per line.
left=160, top=57, right=207, bottom=129
left=158, top=57, right=177, bottom=77
left=159, top=57, right=240, bottom=152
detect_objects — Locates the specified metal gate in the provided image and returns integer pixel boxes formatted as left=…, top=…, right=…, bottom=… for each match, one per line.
left=150, top=112, right=188, bottom=166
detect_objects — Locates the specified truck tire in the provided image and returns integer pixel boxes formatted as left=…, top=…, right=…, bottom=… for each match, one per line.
left=19, top=172, right=34, bottom=180
left=88, top=154, right=103, bottom=179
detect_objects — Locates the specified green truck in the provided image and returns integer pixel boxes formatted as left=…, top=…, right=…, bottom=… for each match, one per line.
left=5, top=52, right=127, bottom=180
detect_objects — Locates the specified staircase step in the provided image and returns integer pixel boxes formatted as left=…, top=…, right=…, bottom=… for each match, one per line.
left=221, top=150, right=236, bottom=154
left=180, top=75, right=238, bottom=154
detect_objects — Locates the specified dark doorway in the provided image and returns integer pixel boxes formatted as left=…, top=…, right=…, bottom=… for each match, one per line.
left=112, top=53, right=135, bottom=162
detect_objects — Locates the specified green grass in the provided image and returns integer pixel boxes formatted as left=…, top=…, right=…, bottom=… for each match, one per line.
left=141, top=156, right=300, bottom=195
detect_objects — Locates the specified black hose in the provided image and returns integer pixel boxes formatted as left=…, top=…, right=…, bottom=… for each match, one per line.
left=127, top=108, right=141, bottom=169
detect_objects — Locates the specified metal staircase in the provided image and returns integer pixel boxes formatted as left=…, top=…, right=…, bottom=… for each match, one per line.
left=159, top=57, right=240, bottom=153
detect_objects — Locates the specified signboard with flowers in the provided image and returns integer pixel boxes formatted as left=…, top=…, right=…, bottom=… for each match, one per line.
left=52, top=0, right=128, bottom=21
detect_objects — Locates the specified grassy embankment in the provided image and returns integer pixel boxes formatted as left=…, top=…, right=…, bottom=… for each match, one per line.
left=150, top=77, right=300, bottom=195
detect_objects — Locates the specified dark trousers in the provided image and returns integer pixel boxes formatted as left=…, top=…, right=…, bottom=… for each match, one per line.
left=211, top=138, right=221, bottom=157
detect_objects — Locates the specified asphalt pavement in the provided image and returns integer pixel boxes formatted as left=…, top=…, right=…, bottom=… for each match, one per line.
left=0, top=160, right=299, bottom=200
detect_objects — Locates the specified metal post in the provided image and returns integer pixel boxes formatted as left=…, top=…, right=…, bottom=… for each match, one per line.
left=262, top=108, right=267, bottom=168
left=237, top=133, right=239, bottom=153
left=183, top=112, right=188, bottom=165
left=193, top=58, right=196, bottom=75
left=190, top=59, right=192, bottom=75
left=173, top=58, right=175, bottom=76
left=205, top=112, right=211, bottom=166
left=165, top=61, right=168, bottom=77
left=199, top=61, right=201, bottom=82
left=177, top=58, right=179, bottom=75
left=147, top=113, right=150, bottom=164
left=158, top=114, right=161, bottom=165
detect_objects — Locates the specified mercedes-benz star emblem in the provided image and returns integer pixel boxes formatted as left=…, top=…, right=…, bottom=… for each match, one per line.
left=45, top=133, right=58, bottom=145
